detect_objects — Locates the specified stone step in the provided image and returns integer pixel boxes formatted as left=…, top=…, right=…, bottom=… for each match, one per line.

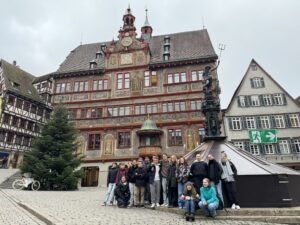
left=155, top=206, right=300, bottom=217
left=0, top=170, right=22, bottom=189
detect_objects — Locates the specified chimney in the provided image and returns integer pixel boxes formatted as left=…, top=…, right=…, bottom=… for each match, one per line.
left=13, top=60, right=17, bottom=66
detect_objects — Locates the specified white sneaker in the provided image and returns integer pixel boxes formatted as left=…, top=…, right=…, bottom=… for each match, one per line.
left=231, top=204, right=236, bottom=209
left=156, top=203, right=160, bottom=207
left=151, top=203, right=155, bottom=208
left=235, top=205, right=240, bottom=209
left=164, top=203, right=168, bottom=207
left=101, top=202, right=106, bottom=206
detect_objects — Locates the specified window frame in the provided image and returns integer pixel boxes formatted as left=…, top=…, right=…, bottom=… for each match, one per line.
left=168, top=128, right=183, bottom=146
left=117, top=72, right=130, bottom=90
left=88, top=133, right=101, bottom=150
left=117, top=131, right=131, bottom=148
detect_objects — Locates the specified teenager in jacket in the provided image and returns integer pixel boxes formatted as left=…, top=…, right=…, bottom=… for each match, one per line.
left=207, top=154, right=224, bottom=203
left=149, top=156, right=161, bottom=208
left=127, top=160, right=138, bottom=207
left=115, top=163, right=128, bottom=185
left=114, top=176, right=131, bottom=208
left=143, top=156, right=151, bottom=205
left=180, top=182, right=199, bottom=222
left=160, top=153, right=169, bottom=206
left=176, top=157, right=189, bottom=209
left=190, top=154, right=208, bottom=194
left=134, top=161, right=147, bottom=207
left=199, top=178, right=219, bottom=218
left=220, top=152, right=240, bottom=209
left=102, top=162, right=118, bottom=206
left=167, top=155, right=178, bottom=208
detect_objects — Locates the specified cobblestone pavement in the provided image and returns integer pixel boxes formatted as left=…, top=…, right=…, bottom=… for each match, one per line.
left=2, top=188, right=285, bottom=225
left=0, top=190, right=45, bottom=225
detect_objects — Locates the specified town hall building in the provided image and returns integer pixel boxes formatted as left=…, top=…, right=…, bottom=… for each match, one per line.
left=43, top=7, right=220, bottom=186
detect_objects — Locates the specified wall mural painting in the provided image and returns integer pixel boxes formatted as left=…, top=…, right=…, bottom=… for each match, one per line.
left=76, top=135, right=85, bottom=155
left=103, top=134, right=115, bottom=156
left=131, top=71, right=143, bottom=92
left=186, top=129, right=196, bottom=152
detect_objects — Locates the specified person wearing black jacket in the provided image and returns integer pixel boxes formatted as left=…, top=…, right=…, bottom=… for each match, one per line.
left=102, top=162, right=118, bottom=206
left=134, top=161, right=147, bottom=207
left=114, top=176, right=131, bottom=208
left=143, top=156, right=151, bottom=205
left=167, top=155, right=178, bottom=208
left=207, top=154, right=224, bottom=203
left=220, top=152, right=240, bottom=210
left=190, top=154, right=208, bottom=194
left=127, top=160, right=137, bottom=207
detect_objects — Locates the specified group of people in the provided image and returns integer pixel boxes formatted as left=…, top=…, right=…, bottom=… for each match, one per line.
left=102, top=151, right=240, bottom=221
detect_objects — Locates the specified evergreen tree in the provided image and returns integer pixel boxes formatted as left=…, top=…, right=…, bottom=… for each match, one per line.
left=21, top=105, right=83, bottom=190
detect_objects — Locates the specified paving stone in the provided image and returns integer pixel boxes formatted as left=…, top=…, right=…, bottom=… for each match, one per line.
left=2, top=188, right=285, bottom=225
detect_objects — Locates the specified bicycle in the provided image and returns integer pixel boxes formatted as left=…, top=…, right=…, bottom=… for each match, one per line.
left=12, top=177, right=41, bottom=191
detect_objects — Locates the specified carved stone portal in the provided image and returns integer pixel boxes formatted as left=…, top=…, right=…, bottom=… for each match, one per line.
left=103, top=134, right=115, bottom=155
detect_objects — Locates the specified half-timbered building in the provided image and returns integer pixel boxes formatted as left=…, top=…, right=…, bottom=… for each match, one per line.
left=0, top=59, right=52, bottom=168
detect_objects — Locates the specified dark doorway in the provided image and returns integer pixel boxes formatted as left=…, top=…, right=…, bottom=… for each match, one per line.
left=81, top=167, right=99, bottom=187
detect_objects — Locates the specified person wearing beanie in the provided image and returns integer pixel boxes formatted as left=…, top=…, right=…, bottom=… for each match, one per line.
left=180, top=181, right=199, bottom=222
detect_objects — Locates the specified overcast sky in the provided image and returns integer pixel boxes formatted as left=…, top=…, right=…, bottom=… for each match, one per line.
left=0, top=0, right=299, bottom=108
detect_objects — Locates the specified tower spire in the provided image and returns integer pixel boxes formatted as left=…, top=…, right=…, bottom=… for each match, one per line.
left=141, top=7, right=153, bottom=42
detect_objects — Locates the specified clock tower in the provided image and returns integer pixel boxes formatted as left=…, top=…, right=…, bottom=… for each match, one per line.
left=119, top=5, right=137, bottom=39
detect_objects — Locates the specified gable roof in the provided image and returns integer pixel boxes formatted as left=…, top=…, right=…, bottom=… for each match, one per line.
left=226, top=59, right=300, bottom=111
left=56, top=29, right=217, bottom=74
left=0, top=59, right=43, bottom=103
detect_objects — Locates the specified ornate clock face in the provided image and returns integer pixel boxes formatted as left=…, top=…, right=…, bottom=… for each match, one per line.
left=121, top=36, right=133, bottom=47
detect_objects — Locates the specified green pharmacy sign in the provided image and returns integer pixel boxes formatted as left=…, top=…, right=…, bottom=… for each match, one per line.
left=249, top=130, right=277, bottom=144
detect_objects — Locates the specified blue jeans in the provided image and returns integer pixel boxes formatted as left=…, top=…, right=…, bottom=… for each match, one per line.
left=185, top=200, right=195, bottom=214
left=178, top=183, right=185, bottom=207
left=104, top=183, right=115, bottom=203
left=199, top=201, right=219, bottom=217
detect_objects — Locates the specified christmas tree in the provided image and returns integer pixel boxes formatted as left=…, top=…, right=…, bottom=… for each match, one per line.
left=21, top=105, right=83, bottom=190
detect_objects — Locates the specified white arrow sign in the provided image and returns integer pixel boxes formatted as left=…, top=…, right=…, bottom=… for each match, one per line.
left=266, top=132, right=276, bottom=141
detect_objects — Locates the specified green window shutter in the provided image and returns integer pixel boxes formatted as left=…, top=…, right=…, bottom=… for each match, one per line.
left=246, top=96, right=252, bottom=107
left=242, top=116, right=247, bottom=129
left=250, top=78, right=254, bottom=88
left=244, top=141, right=250, bottom=151
left=284, top=114, right=291, bottom=127
left=270, top=115, right=276, bottom=128
left=282, top=94, right=287, bottom=105
left=271, top=94, right=276, bottom=105
left=259, top=95, right=264, bottom=106
left=260, top=77, right=265, bottom=87
left=237, top=96, right=241, bottom=107
left=260, top=144, right=265, bottom=155
left=228, top=118, right=233, bottom=130
left=289, top=139, right=296, bottom=153
left=256, top=116, right=262, bottom=129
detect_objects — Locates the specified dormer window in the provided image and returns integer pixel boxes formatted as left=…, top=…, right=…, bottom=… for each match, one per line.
left=89, top=60, right=97, bottom=69
left=163, top=53, right=170, bottom=61
left=101, top=44, right=107, bottom=52
left=96, top=50, right=103, bottom=59
left=164, top=45, right=170, bottom=52
left=11, top=81, right=20, bottom=89
left=164, top=36, right=170, bottom=44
